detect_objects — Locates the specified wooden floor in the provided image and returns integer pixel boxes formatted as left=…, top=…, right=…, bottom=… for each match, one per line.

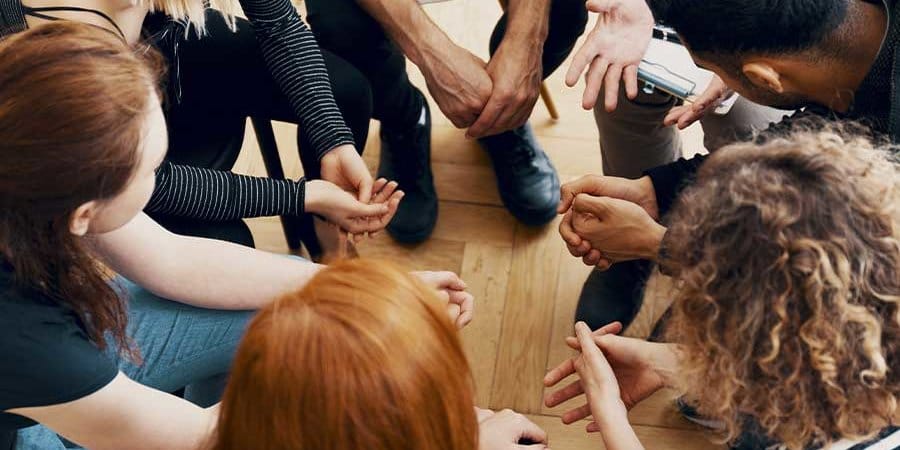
left=233, top=1, right=718, bottom=448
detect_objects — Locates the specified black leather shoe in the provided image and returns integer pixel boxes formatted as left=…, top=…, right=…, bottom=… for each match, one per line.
left=378, top=97, right=438, bottom=244
left=574, top=260, right=651, bottom=331
left=479, top=124, right=560, bottom=226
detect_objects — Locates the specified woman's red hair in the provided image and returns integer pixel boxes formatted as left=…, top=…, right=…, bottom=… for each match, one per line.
left=210, top=259, right=478, bottom=450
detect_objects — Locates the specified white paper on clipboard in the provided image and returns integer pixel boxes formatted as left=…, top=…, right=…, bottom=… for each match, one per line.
left=639, top=38, right=739, bottom=115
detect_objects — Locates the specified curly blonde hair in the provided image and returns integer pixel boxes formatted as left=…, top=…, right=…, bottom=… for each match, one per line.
left=663, top=125, right=900, bottom=449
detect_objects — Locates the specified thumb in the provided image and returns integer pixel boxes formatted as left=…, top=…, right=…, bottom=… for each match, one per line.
left=352, top=199, right=389, bottom=217
left=571, top=194, right=614, bottom=218
left=356, top=174, right=374, bottom=204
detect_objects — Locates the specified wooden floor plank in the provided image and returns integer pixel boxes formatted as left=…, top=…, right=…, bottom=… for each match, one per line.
left=490, top=220, right=565, bottom=413
left=459, top=243, right=514, bottom=406
left=528, top=413, right=724, bottom=450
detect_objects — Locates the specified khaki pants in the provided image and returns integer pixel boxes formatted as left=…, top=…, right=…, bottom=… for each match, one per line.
left=594, top=86, right=790, bottom=179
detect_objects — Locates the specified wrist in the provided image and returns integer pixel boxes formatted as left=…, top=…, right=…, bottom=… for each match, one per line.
left=636, top=176, right=659, bottom=218
left=304, top=180, right=324, bottom=214
left=640, top=223, right=667, bottom=261
left=650, top=343, right=680, bottom=387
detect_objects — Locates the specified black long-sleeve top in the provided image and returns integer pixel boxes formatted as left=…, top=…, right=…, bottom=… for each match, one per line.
left=0, top=0, right=352, bottom=221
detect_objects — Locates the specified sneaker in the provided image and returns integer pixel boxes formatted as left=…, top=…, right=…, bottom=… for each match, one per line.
left=378, top=95, right=438, bottom=244
left=478, top=124, right=559, bottom=226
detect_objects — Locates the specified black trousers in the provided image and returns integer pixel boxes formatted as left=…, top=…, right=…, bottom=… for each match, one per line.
left=144, top=11, right=374, bottom=246
left=304, top=0, right=588, bottom=131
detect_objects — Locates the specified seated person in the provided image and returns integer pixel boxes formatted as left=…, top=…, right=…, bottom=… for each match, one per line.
left=1, top=0, right=381, bottom=257
left=546, top=128, right=900, bottom=449
left=208, top=258, right=547, bottom=450
left=0, top=23, right=471, bottom=450
left=561, top=0, right=899, bottom=330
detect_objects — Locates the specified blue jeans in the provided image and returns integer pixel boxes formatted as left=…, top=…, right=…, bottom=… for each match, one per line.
left=15, top=277, right=254, bottom=450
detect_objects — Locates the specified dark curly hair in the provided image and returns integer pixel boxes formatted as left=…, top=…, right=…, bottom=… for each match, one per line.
left=663, top=126, right=900, bottom=449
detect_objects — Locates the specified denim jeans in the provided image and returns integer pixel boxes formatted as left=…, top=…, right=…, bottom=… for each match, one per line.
left=15, top=277, right=255, bottom=450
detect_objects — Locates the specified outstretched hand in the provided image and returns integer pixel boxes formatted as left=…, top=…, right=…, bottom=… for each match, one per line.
left=305, top=178, right=403, bottom=236
left=566, top=0, right=654, bottom=111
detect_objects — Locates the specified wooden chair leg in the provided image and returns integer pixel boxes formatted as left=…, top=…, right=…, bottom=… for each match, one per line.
left=250, top=118, right=303, bottom=251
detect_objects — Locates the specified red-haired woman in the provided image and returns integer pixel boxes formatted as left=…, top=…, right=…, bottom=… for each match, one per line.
left=210, top=259, right=545, bottom=450
left=0, top=23, right=471, bottom=450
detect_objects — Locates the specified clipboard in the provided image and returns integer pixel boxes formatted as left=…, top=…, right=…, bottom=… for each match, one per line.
left=637, top=26, right=739, bottom=115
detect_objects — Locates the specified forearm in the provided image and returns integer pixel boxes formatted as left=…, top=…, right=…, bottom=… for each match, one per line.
left=147, top=162, right=307, bottom=221
left=240, top=0, right=355, bottom=158
left=144, top=235, right=322, bottom=309
left=594, top=407, right=646, bottom=450
left=355, top=0, right=452, bottom=68
left=91, top=214, right=322, bottom=310
left=503, top=0, right=551, bottom=47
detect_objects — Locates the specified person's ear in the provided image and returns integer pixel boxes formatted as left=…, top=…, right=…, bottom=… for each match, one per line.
left=69, top=201, right=99, bottom=236
left=742, top=62, right=785, bottom=94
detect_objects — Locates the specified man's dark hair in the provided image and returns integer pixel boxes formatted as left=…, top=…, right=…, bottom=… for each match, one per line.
left=653, top=0, right=850, bottom=57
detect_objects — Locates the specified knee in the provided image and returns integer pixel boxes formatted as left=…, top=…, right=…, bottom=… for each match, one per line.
left=551, top=0, right=589, bottom=31
left=306, top=0, right=383, bottom=53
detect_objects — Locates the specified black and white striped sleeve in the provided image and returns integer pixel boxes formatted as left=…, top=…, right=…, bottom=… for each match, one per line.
left=145, top=161, right=306, bottom=221
left=240, top=0, right=355, bottom=160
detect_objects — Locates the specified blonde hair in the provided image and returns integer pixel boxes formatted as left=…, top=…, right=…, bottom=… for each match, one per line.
left=143, top=0, right=237, bottom=33
left=209, top=259, right=478, bottom=450
left=664, top=125, right=900, bottom=449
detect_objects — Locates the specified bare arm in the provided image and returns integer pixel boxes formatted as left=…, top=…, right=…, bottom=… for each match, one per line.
left=355, top=0, right=493, bottom=128
left=466, top=0, right=551, bottom=138
left=9, top=373, right=216, bottom=450
left=89, top=213, right=322, bottom=310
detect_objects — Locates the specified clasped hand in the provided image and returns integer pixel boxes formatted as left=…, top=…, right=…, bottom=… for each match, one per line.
left=422, top=38, right=542, bottom=139
left=557, top=175, right=665, bottom=269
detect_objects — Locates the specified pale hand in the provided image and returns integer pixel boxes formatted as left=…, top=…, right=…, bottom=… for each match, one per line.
left=478, top=409, right=549, bottom=450
left=467, top=40, right=543, bottom=139
left=421, top=43, right=493, bottom=129
left=305, top=178, right=404, bottom=235
left=544, top=323, right=668, bottom=426
left=320, top=144, right=375, bottom=203
left=412, top=271, right=475, bottom=329
left=566, top=0, right=654, bottom=111
left=663, top=75, right=734, bottom=129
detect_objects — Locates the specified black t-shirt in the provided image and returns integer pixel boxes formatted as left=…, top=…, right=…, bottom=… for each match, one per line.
left=0, top=261, right=118, bottom=449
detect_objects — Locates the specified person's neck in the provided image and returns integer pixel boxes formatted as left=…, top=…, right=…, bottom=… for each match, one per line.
left=810, top=0, right=888, bottom=112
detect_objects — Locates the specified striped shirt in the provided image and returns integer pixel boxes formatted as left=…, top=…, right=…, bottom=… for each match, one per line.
left=0, top=0, right=354, bottom=221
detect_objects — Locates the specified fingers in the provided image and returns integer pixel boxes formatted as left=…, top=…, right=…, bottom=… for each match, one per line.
left=623, top=65, right=639, bottom=100
left=544, top=378, right=585, bottom=408
left=559, top=212, right=583, bottom=249
left=467, top=95, right=506, bottom=139
left=544, top=356, right=577, bottom=388
left=575, top=321, right=606, bottom=361
left=446, top=302, right=462, bottom=324
left=565, top=38, right=598, bottom=87
left=449, top=290, right=475, bottom=328
left=586, top=421, right=601, bottom=433
left=558, top=175, right=612, bottom=213
left=565, top=321, right=623, bottom=350
left=356, top=172, right=374, bottom=204
left=508, top=412, right=548, bottom=445
left=572, top=194, right=614, bottom=218
left=561, top=403, right=592, bottom=424
left=582, top=249, right=604, bottom=266
left=371, top=178, right=388, bottom=199
left=603, top=64, right=623, bottom=112
left=582, top=57, right=610, bottom=110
